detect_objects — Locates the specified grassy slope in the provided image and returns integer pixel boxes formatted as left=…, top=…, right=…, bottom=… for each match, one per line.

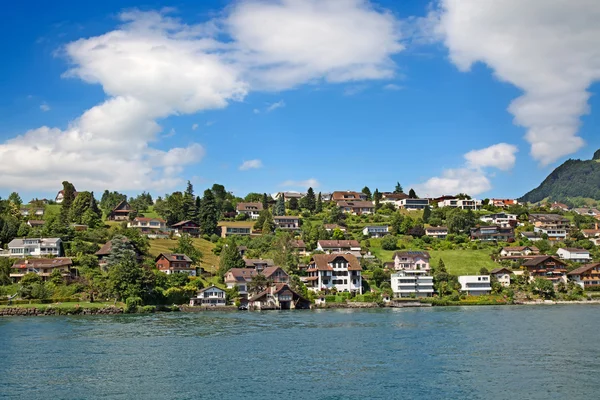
left=141, top=206, right=160, bottom=219
left=148, top=238, right=220, bottom=273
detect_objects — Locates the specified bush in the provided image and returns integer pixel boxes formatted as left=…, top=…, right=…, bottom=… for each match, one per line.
left=125, top=296, right=143, bottom=313
left=210, top=234, right=220, bottom=243
left=325, top=295, right=337, bottom=303
left=380, top=235, right=398, bottom=251
left=140, top=305, right=156, bottom=313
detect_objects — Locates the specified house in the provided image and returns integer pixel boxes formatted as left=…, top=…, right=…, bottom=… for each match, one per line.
left=567, top=263, right=600, bottom=289
left=470, top=226, right=515, bottom=242
left=171, top=220, right=200, bottom=237
left=10, top=258, right=74, bottom=282
left=490, top=199, right=518, bottom=208
left=438, top=198, right=482, bottom=210
left=272, top=192, right=305, bottom=201
left=249, top=283, right=311, bottom=310
left=155, top=253, right=196, bottom=276
left=324, top=224, right=347, bottom=232
left=55, top=189, right=78, bottom=204
left=480, top=213, right=518, bottom=228
left=520, top=231, right=543, bottom=242
left=108, top=200, right=133, bottom=221
left=337, top=200, right=374, bottom=215
left=458, top=275, right=492, bottom=295
left=20, top=207, right=44, bottom=217
left=244, top=258, right=275, bottom=272
left=582, top=228, right=600, bottom=246
left=396, top=198, right=430, bottom=210
left=189, top=286, right=226, bottom=306
left=316, top=240, right=361, bottom=254
left=331, top=191, right=367, bottom=202
left=522, top=256, right=568, bottom=283
left=391, top=251, right=431, bottom=272
left=425, top=226, right=448, bottom=240
left=8, top=238, right=62, bottom=258
left=95, top=238, right=143, bottom=269
left=274, top=216, right=300, bottom=230
left=224, top=266, right=289, bottom=297
left=27, top=220, right=45, bottom=228
left=362, top=226, right=389, bottom=238
left=305, top=254, right=362, bottom=294
left=499, top=246, right=539, bottom=259
left=490, top=267, right=512, bottom=287
left=550, top=202, right=570, bottom=212
left=261, top=266, right=290, bottom=284
left=236, top=202, right=263, bottom=219
left=572, top=208, right=600, bottom=217
left=529, top=214, right=570, bottom=241
left=556, top=248, right=592, bottom=263
left=219, top=222, right=254, bottom=238
left=379, top=193, right=409, bottom=207
left=127, top=217, right=167, bottom=236
left=290, top=240, right=308, bottom=256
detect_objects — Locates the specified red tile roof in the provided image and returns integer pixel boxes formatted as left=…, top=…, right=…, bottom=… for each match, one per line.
left=309, top=254, right=362, bottom=271
left=318, top=240, right=360, bottom=248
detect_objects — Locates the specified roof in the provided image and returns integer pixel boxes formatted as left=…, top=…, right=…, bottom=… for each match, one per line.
left=381, top=192, right=409, bottom=200
left=568, top=263, right=600, bottom=276
left=426, top=226, right=448, bottom=232
left=310, top=253, right=362, bottom=271
left=197, top=285, right=225, bottom=294
left=331, top=191, right=365, bottom=200
left=95, top=237, right=139, bottom=256
left=171, top=220, right=199, bottom=227
left=112, top=200, right=132, bottom=212
left=12, top=257, right=73, bottom=269
left=317, top=240, right=361, bottom=248
left=323, top=224, right=346, bottom=230
left=559, top=247, right=590, bottom=253
left=363, top=225, right=389, bottom=230
left=290, top=240, right=306, bottom=248
left=225, top=268, right=257, bottom=282
left=523, top=256, right=567, bottom=267
left=521, top=231, right=541, bottom=238
left=27, top=220, right=46, bottom=226
left=502, top=246, right=539, bottom=252
left=8, top=238, right=61, bottom=247
left=262, top=266, right=288, bottom=279
left=529, top=214, right=570, bottom=222
left=582, top=229, right=600, bottom=236
left=490, top=267, right=512, bottom=274
left=155, top=253, right=193, bottom=263
left=336, top=200, right=374, bottom=208
left=236, top=202, right=264, bottom=212
left=133, top=217, right=166, bottom=223
left=249, top=283, right=308, bottom=302
left=393, top=251, right=430, bottom=259
left=273, top=215, right=299, bottom=220
left=244, top=259, right=275, bottom=268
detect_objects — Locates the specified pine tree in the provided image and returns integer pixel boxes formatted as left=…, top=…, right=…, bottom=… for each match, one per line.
left=315, top=192, right=323, bottom=213
left=274, top=196, right=286, bottom=216
left=262, top=193, right=269, bottom=210
left=182, top=181, right=197, bottom=221
left=394, top=182, right=404, bottom=194
left=105, top=235, right=137, bottom=269
left=288, top=197, right=299, bottom=210
left=361, top=186, right=372, bottom=200
left=423, top=205, right=431, bottom=223
left=59, top=181, right=76, bottom=224
left=408, top=188, right=417, bottom=199
left=306, top=187, right=316, bottom=213
left=199, top=189, right=218, bottom=235
left=373, top=188, right=381, bottom=211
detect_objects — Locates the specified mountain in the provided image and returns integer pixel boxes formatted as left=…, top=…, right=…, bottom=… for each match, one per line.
left=519, top=149, right=600, bottom=203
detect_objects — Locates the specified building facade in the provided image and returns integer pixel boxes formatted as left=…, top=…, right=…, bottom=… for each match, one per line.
left=458, top=275, right=492, bottom=295
left=305, top=254, right=362, bottom=294
left=8, top=238, right=62, bottom=258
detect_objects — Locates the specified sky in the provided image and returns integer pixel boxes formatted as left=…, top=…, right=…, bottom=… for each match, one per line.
left=1, top=0, right=600, bottom=201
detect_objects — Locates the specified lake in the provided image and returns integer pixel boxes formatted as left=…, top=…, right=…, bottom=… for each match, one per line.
left=1, top=306, right=599, bottom=399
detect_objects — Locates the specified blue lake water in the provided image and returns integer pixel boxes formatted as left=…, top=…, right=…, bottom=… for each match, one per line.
left=1, top=306, right=600, bottom=399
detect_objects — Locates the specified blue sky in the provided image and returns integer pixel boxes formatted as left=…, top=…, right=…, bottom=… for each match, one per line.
left=1, top=0, right=599, bottom=201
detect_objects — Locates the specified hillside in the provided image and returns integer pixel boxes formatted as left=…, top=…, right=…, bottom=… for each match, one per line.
left=519, top=149, right=600, bottom=203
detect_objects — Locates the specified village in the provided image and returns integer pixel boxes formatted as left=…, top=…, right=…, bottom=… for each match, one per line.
left=1, top=181, right=600, bottom=313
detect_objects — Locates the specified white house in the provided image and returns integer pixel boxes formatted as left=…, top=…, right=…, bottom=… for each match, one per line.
left=556, top=248, right=592, bottom=263
left=236, top=202, right=263, bottom=219
left=458, top=275, right=492, bottom=295
left=390, top=252, right=433, bottom=298
left=480, top=213, right=518, bottom=228
left=189, top=285, right=227, bottom=306
left=8, top=238, right=62, bottom=258
left=425, top=226, right=448, bottom=240
left=316, top=240, right=361, bottom=254
left=490, top=268, right=512, bottom=287
left=391, top=251, right=430, bottom=272
left=396, top=198, right=430, bottom=210
left=362, top=226, right=389, bottom=238
left=127, top=217, right=167, bottom=235
left=439, top=198, right=482, bottom=210
left=500, top=246, right=540, bottom=258
left=305, top=254, right=362, bottom=294
left=273, top=216, right=300, bottom=230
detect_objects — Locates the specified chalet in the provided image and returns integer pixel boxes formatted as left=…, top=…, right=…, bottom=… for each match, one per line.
left=290, top=240, right=308, bottom=256
left=127, top=217, right=167, bottom=237
left=171, top=220, right=200, bottom=237
left=567, top=263, right=600, bottom=289
left=274, top=216, right=300, bottom=230
left=391, top=251, right=430, bottom=272
left=500, top=246, right=539, bottom=258
left=236, top=202, right=263, bottom=219
left=10, top=258, right=74, bottom=282
left=529, top=214, right=570, bottom=241
left=550, top=202, right=570, bottom=212
left=458, top=275, right=492, bottom=295
left=362, top=226, right=389, bottom=238
left=337, top=200, right=374, bottom=215
left=438, top=198, right=482, bottom=210
left=95, top=238, right=143, bottom=269
left=249, top=283, right=310, bottom=310
left=425, top=226, right=448, bottom=240
left=396, top=198, right=430, bottom=210
left=8, top=238, right=62, bottom=258
left=490, top=267, right=512, bottom=287
left=244, top=258, right=275, bottom=272
left=316, top=240, right=361, bottom=255
left=55, top=189, right=78, bottom=204
left=470, top=226, right=515, bottom=242
left=572, top=208, right=600, bottom=217
left=108, top=200, right=133, bottom=221
left=479, top=213, right=518, bottom=228
left=224, top=266, right=289, bottom=297
left=331, top=191, right=367, bottom=202
left=324, top=224, right=347, bottom=233
left=305, top=254, right=362, bottom=294
left=556, top=248, right=592, bottom=263
left=582, top=228, right=600, bottom=246
left=189, top=286, right=226, bottom=307
left=27, top=220, right=45, bottom=228
left=219, top=222, right=254, bottom=238
left=522, top=256, right=568, bottom=283
left=155, top=253, right=195, bottom=276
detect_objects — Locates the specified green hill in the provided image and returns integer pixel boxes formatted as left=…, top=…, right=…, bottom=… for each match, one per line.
left=519, top=149, right=600, bottom=203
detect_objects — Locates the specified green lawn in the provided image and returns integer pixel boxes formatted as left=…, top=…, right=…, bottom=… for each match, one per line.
left=43, top=204, right=61, bottom=219
left=141, top=206, right=160, bottom=219
left=149, top=238, right=220, bottom=273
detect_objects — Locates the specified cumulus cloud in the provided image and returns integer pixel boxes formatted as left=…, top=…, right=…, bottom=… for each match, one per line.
left=239, top=159, right=263, bottom=170
left=40, top=102, right=50, bottom=111
left=0, top=2, right=404, bottom=191
left=432, top=0, right=600, bottom=165
left=280, top=178, right=319, bottom=189
left=464, top=143, right=518, bottom=171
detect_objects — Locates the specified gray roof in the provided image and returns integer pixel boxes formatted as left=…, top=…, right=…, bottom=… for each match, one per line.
left=8, top=238, right=61, bottom=247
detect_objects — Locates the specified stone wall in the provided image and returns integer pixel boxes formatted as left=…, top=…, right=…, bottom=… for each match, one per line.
left=0, top=306, right=124, bottom=317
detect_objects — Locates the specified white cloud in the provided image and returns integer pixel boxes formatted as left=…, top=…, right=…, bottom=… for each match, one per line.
left=205, top=121, right=215, bottom=127
left=383, top=83, right=403, bottom=91
left=464, top=143, right=518, bottom=171
left=239, top=159, right=263, bottom=171
left=266, top=100, right=285, bottom=112
left=163, top=128, right=176, bottom=138
left=252, top=108, right=260, bottom=114
left=191, top=123, right=199, bottom=130
left=432, top=0, right=600, bottom=165
left=40, top=102, right=50, bottom=112
left=280, top=178, right=319, bottom=189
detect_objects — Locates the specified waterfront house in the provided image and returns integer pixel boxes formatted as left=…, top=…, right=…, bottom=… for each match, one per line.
left=438, top=198, right=482, bottom=210
left=236, top=202, right=263, bottom=219
left=316, top=240, right=361, bottom=255
left=170, top=220, right=200, bottom=237
left=529, top=214, right=570, bottom=241
left=219, top=222, right=254, bottom=238
left=155, top=253, right=195, bottom=276
left=274, top=215, right=300, bottom=230
left=224, top=266, right=289, bottom=297
left=391, top=251, right=430, bottom=272
left=458, top=275, right=492, bottom=295
left=390, top=252, right=433, bottom=298
left=470, top=226, right=515, bottom=242
left=8, top=238, right=62, bottom=258
left=249, top=283, right=310, bottom=310
left=567, top=263, right=600, bottom=289
left=107, top=200, right=133, bottom=221
left=127, top=217, right=167, bottom=237
left=305, top=254, right=362, bottom=294
left=556, top=248, right=592, bottom=263
left=331, top=191, right=367, bottom=202
left=522, top=256, right=568, bottom=283
left=490, top=267, right=512, bottom=287
left=10, top=258, right=74, bottom=282
left=479, top=213, right=518, bottom=228
left=189, top=286, right=226, bottom=306
left=425, top=226, right=448, bottom=240
left=396, top=198, right=430, bottom=210
left=336, top=200, right=374, bottom=215
left=362, top=226, right=389, bottom=238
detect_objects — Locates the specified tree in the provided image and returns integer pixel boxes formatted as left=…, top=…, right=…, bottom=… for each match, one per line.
left=70, top=191, right=102, bottom=225
left=59, top=181, right=76, bottom=224
left=332, top=228, right=345, bottom=240
left=315, top=192, right=323, bottom=213
left=245, top=193, right=263, bottom=203
left=479, top=267, right=490, bottom=275
left=288, top=197, right=299, bottom=210
left=362, top=186, right=372, bottom=200
left=373, top=189, right=381, bottom=211
left=394, top=182, right=404, bottom=194
left=532, top=278, right=555, bottom=299
left=100, top=190, right=127, bottom=214
left=182, top=181, right=198, bottom=221
left=105, top=235, right=138, bottom=269
left=328, top=206, right=344, bottom=224
left=199, top=189, right=218, bottom=235
left=380, top=235, right=397, bottom=250
left=305, top=187, right=316, bottom=212
left=262, top=210, right=275, bottom=233
left=447, top=209, right=476, bottom=234
left=8, top=192, right=22, bottom=206
left=108, top=255, right=144, bottom=300
left=422, top=205, right=431, bottom=223
left=262, top=193, right=269, bottom=210
left=219, top=240, right=246, bottom=278
left=274, top=196, right=286, bottom=216
left=0, top=257, right=12, bottom=285
left=408, top=188, right=417, bottom=199
left=248, top=273, right=270, bottom=295
left=171, top=234, right=203, bottom=264
left=372, top=268, right=390, bottom=287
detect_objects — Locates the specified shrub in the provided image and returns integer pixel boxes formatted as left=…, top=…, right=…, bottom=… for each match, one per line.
left=125, top=296, right=143, bottom=313
left=140, top=306, right=156, bottom=313
left=325, top=295, right=337, bottom=303
left=380, top=235, right=398, bottom=251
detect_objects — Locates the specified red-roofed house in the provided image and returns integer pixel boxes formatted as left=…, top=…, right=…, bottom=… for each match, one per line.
left=568, top=263, right=600, bottom=288
left=305, top=254, right=362, bottom=294
left=171, top=220, right=200, bottom=237
left=155, top=253, right=195, bottom=276
left=128, top=217, right=167, bottom=237
left=10, top=258, right=74, bottom=282
left=249, top=283, right=310, bottom=310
